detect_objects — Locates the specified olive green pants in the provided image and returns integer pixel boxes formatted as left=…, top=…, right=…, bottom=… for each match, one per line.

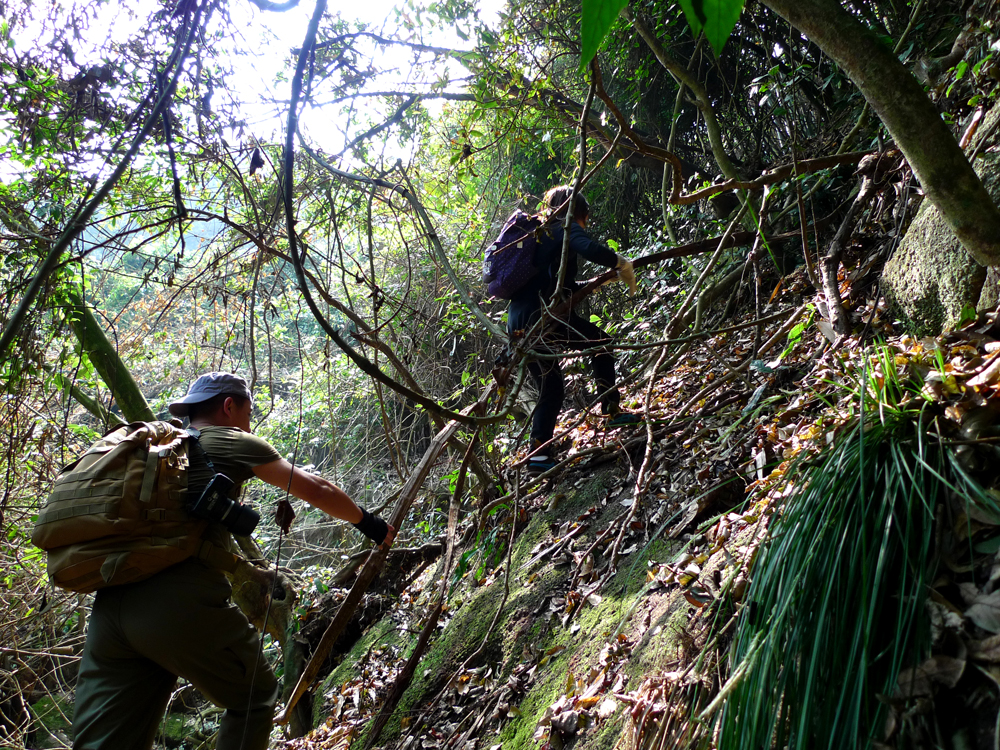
left=72, top=559, right=278, bottom=750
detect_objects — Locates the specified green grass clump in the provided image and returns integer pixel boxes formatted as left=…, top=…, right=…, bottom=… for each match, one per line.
left=719, top=417, right=938, bottom=749
left=719, top=336, right=1000, bottom=750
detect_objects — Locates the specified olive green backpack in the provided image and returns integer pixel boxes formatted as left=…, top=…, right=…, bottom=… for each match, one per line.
left=32, top=420, right=238, bottom=593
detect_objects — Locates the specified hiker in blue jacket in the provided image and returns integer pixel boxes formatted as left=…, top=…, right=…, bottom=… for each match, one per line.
left=508, top=185, right=640, bottom=474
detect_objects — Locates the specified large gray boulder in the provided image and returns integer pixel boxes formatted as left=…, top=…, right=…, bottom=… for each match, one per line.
left=883, top=109, right=1000, bottom=335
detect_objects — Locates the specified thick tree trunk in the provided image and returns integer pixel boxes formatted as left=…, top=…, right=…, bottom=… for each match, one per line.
left=62, top=288, right=155, bottom=423
left=883, top=150, right=1000, bottom=333
left=762, top=0, right=1000, bottom=267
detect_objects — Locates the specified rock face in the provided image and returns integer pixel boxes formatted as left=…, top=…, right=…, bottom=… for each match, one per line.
left=883, top=109, right=1000, bottom=335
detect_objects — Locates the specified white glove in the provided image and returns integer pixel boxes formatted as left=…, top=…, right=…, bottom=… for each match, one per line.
left=616, top=254, right=637, bottom=296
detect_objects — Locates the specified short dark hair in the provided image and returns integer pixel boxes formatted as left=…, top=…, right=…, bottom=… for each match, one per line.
left=187, top=393, right=249, bottom=422
left=543, top=185, right=590, bottom=221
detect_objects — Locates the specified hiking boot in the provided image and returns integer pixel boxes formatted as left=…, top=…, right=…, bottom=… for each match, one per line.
left=607, top=411, right=642, bottom=427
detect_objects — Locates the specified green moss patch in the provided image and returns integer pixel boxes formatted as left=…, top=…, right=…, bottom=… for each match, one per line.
left=30, top=693, right=73, bottom=749
left=350, top=462, right=741, bottom=750
left=314, top=617, right=409, bottom=728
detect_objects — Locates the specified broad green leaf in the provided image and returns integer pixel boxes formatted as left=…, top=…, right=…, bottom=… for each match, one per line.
left=959, top=303, right=978, bottom=327
left=975, top=535, right=1000, bottom=555
left=580, top=0, right=629, bottom=69
left=677, top=0, right=746, bottom=56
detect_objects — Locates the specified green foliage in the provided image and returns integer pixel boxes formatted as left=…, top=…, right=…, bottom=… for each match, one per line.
left=777, top=307, right=814, bottom=362
left=677, top=0, right=746, bottom=55
left=580, top=0, right=630, bottom=69
left=0, top=0, right=969, bottom=706
left=958, top=303, right=978, bottom=328
left=452, top=520, right=507, bottom=591
left=722, top=340, right=1000, bottom=749
left=581, top=0, right=745, bottom=67
left=842, top=344, right=923, bottom=417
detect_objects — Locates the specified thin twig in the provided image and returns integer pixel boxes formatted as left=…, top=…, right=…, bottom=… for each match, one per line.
left=554, top=65, right=598, bottom=296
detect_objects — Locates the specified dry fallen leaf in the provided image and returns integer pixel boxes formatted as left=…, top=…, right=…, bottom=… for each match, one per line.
left=596, top=697, right=618, bottom=719
left=816, top=320, right=838, bottom=344
left=968, top=633, right=1000, bottom=662
left=893, top=655, right=966, bottom=699
left=966, top=352, right=1000, bottom=387
left=275, top=498, right=295, bottom=534
left=552, top=708, right=581, bottom=735
left=966, top=590, right=1000, bottom=633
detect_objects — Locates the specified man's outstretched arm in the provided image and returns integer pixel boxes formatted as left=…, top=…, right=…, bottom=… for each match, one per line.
left=252, top=459, right=396, bottom=547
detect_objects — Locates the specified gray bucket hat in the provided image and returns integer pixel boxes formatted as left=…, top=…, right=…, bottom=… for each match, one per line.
left=168, top=372, right=252, bottom=417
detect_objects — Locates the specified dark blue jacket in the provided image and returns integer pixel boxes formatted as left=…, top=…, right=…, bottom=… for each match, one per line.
left=507, top=222, right=618, bottom=333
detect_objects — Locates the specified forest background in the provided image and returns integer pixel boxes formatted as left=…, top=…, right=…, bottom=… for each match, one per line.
left=4, top=0, right=1000, bottom=748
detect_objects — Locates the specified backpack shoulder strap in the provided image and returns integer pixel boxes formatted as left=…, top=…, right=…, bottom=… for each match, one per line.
left=186, top=428, right=219, bottom=474
left=185, top=429, right=242, bottom=574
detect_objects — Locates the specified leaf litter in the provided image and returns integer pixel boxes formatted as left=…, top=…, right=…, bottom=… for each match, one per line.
left=280, top=277, right=1000, bottom=749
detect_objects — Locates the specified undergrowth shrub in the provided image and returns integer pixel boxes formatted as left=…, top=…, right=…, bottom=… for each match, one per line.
left=720, top=350, right=999, bottom=749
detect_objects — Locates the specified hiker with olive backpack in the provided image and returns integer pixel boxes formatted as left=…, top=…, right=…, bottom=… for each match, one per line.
left=33, top=372, right=395, bottom=750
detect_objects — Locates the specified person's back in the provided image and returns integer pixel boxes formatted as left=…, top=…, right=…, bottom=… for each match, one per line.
left=508, top=217, right=618, bottom=318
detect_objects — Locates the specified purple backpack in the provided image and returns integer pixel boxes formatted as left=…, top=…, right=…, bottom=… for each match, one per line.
left=483, top=211, right=545, bottom=299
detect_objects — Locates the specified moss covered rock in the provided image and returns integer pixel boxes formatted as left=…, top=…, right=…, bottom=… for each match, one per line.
left=159, top=712, right=206, bottom=747
left=883, top=106, right=1000, bottom=334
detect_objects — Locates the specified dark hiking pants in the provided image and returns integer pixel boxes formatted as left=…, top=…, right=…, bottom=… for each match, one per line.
left=509, top=306, right=619, bottom=446
left=72, top=558, right=278, bottom=750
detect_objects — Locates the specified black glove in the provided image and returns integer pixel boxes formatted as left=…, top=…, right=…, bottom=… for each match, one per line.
left=352, top=507, right=389, bottom=546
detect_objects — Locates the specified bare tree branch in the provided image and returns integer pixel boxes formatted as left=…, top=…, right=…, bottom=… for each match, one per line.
left=282, top=1, right=504, bottom=427
left=625, top=6, right=741, bottom=181
left=335, top=95, right=417, bottom=159
left=308, top=90, right=475, bottom=108
left=298, top=139, right=506, bottom=339
left=0, top=9, right=204, bottom=360
left=298, top=31, right=476, bottom=62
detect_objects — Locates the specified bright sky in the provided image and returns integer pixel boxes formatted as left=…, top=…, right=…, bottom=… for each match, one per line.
left=7, top=0, right=503, bottom=156
left=229, top=0, right=504, bottom=148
